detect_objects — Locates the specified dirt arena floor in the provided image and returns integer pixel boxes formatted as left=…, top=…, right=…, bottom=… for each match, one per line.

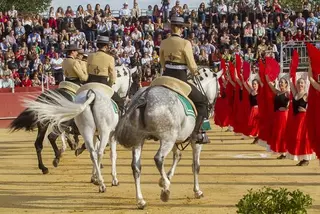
left=1, top=122, right=320, bottom=214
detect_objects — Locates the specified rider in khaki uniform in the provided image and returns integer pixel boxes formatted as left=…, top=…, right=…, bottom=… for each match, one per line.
left=86, top=35, right=124, bottom=113
left=159, top=16, right=209, bottom=144
left=77, top=50, right=88, bottom=75
left=62, top=44, right=88, bottom=85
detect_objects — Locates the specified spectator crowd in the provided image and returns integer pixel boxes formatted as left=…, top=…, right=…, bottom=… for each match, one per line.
left=0, top=0, right=319, bottom=89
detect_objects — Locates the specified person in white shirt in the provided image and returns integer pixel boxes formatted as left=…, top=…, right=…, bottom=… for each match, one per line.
left=217, top=0, right=227, bottom=15
left=8, top=5, right=18, bottom=19
left=1, top=75, right=14, bottom=88
left=141, top=52, right=152, bottom=65
left=131, top=28, right=142, bottom=41
left=143, top=42, right=153, bottom=57
left=120, top=52, right=131, bottom=66
left=124, top=40, right=136, bottom=57
left=119, top=2, right=131, bottom=21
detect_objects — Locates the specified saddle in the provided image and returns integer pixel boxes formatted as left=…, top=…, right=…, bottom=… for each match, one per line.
left=76, top=82, right=114, bottom=98
left=150, top=76, right=198, bottom=116
left=59, top=81, right=81, bottom=94
left=76, top=83, right=119, bottom=114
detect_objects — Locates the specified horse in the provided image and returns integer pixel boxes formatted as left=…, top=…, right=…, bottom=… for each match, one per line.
left=114, top=68, right=223, bottom=209
left=23, top=83, right=120, bottom=192
left=9, top=82, right=81, bottom=174
left=73, top=64, right=138, bottom=157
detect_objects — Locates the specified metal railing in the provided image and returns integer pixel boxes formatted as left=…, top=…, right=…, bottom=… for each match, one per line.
left=280, top=40, right=320, bottom=72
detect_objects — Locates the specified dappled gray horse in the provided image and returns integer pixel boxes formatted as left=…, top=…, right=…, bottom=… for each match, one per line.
left=114, top=68, right=223, bottom=209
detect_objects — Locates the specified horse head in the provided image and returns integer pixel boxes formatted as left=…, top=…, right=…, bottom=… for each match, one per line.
left=187, top=67, right=223, bottom=105
left=113, top=65, right=138, bottom=98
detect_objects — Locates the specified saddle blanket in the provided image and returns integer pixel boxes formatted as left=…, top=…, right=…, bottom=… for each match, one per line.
left=176, top=93, right=211, bottom=131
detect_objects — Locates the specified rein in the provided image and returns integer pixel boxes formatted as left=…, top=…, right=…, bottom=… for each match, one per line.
left=193, top=68, right=220, bottom=114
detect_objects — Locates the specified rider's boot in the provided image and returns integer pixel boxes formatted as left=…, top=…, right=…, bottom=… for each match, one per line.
left=191, top=115, right=210, bottom=144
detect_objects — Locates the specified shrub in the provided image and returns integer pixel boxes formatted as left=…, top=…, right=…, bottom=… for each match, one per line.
left=236, top=187, right=313, bottom=214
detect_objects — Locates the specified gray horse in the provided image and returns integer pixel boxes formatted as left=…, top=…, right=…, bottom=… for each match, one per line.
left=114, top=69, right=223, bottom=209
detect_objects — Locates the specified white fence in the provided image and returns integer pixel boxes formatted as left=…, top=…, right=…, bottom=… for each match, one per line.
left=280, top=40, right=320, bottom=72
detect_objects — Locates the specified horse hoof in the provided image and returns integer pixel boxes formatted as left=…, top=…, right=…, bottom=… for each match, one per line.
left=194, top=191, right=204, bottom=199
left=99, top=184, right=106, bottom=193
left=158, top=178, right=165, bottom=188
left=137, top=200, right=147, bottom=210
left=75, top=148, right=84, bottom=157
left=112, top=179, right=119, bottom=186
left=42, top=168, right=49, bottom=174
left=90, top=177, right=98, bottom=184
left=52, top=158, right=60, bottom=168
left=160, top=189, right=170, bottom=202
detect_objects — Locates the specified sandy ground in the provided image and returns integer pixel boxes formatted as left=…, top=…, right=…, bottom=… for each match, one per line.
left=1, top=123, right=320, bottom=214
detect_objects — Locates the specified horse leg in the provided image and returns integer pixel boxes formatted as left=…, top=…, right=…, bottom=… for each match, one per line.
left=75, top=143, right=86, bottom=156
left=132, top=144, right=146, bottom=209
left=35, top=124, right=48, bottom=174
left=154, top=140, right=175, bottom=202
left=110, top=138, right=119, bottom=186
left=48, top=132, right=61, bottom=168
left=191, top=141, right=204, bottom=199
left=60, top=132, right=67, bottom=153
left=159, top=146, right=182, bottom=188
left=65, top=132, right=77, bottom=150
left=90, top=135, right=100, bottom=185
left=95, top=132, right=111, bottom=192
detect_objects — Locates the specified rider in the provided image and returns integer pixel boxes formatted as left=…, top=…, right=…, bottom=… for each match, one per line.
left=159, top=16, right=210, bottom=144
left=62, top=44, right=88, bottom=85
left=86, top=35, right=124, bottom=113
left=77, top=49, right=88, bottom=75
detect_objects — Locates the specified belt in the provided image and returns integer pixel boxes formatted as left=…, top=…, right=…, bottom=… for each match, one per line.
left=65, top=77, right=79, bottom=81
left=165, top=64, right=188, bottom=70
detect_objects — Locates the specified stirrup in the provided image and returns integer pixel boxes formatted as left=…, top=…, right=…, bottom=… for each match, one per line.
left=193, top=132, right=210, bottom=144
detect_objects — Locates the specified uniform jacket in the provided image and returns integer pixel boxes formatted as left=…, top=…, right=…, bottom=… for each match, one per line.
left=87, top=51, right=116, bottom=84
left=159, top=34, right=198, bottom=74
left=62, top=56, right=88, bottom=82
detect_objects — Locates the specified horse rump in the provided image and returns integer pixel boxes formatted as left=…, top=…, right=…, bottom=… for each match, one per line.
left=9, top=108, right=37, bottom=132
left=114, top=88, right=149, bottom=149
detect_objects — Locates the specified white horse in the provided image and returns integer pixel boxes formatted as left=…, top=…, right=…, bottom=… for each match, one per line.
left=114, top=68, right=223, bottom=209
left=112, top=65, right=138, bottom=98
left=23, top=84, right=119, bottom=192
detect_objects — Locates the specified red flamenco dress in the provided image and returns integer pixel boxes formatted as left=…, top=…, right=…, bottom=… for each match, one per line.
left=269, top=93, right=289, bottom=154
left=239, top=87, right=251, bottom=136
left=306, top=43, right=320, bottom=159
left=247, top=94, right=259, bottom=137
left=226, top=82, right=235, bottom=128
left=286, top=97, right=315, bottom=161
left=214, top=79, right=230, bottom=127
left=257, top=74, right=274, bottom=147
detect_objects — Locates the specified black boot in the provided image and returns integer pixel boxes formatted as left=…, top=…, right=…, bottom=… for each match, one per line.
left=191, top=116, right=210, bottom=144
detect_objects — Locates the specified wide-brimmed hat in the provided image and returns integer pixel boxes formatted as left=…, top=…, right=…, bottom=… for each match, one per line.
left=64, top=44, right=82, bottom=51
left=96, top=35, right=110, bottom=44
left=123, top=2, right=128, bottom=6
left=169, top=16, right=190, bottom=27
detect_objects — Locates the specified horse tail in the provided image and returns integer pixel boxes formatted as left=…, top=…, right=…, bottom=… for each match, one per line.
left=23, top=89, right=96, bottom=134
left=114, top=88, right=149, bottom=149
left=9, top=108, right=37, bottom=132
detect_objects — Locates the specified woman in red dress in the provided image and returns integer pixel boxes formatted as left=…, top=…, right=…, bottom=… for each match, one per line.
left=242, top=77, right=259, bottom=142
left=286, top=76, right=315, bottom=166
left=266, top=74, right=290, bottom=159
left=214, top=75, right=230, bottom=128
left=307, top=65, right=320, bottom=161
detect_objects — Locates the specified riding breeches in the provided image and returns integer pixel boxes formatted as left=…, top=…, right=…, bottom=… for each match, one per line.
left=163, top=68, right=208, bottom=118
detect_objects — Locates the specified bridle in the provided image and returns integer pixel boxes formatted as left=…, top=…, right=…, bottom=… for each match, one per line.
left=193, top=68, right=220, bottom=115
